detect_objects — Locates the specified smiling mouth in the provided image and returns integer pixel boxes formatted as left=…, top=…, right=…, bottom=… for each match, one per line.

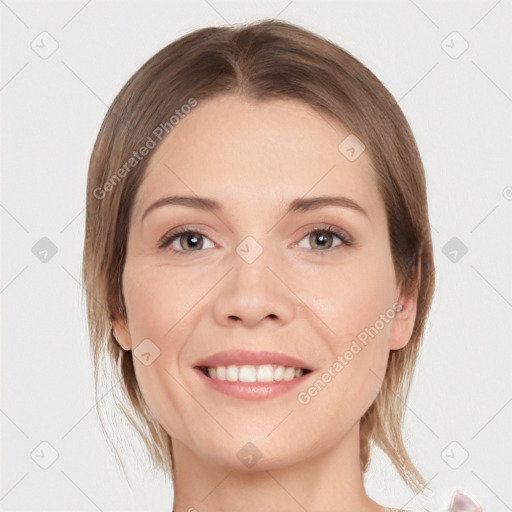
left=197, top=364, right=312, bottom=383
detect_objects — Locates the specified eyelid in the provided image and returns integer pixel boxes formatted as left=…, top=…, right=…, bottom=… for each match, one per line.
left=293, top=224, right=353, bottom=250
left=157, top=225, right=215, bottom=251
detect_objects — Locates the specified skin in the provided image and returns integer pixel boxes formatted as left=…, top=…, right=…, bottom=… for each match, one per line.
left=112, top=95, right=418, bottom=512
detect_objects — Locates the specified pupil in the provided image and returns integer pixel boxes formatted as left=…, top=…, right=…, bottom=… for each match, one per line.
left=184, top=234, right=201, bottom=250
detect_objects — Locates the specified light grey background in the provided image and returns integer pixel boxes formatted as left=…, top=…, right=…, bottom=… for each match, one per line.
left=1, top=1, right=511, bottom=511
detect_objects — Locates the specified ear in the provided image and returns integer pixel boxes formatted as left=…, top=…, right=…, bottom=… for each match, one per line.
left=111, top=311, right=133, bottom=351
left=389, top=259, right=421, bottom=351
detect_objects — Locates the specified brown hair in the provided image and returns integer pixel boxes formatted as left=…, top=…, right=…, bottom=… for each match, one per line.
left=82, top=19, right=435, bottom=493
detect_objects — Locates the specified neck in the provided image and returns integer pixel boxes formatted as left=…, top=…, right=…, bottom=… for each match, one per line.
left=170, top=422, right=385, bottom=512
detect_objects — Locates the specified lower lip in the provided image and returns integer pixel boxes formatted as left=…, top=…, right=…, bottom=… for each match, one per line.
left=194, top=368, right=311, bottom=401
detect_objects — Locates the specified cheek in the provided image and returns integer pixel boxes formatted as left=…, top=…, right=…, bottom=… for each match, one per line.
left=297, top=241, right=396, bottom=416
left=123, top=260, right=203, bottom=342
left=296, top=322, right=390, bottom=432
left=302, top=248, right=397, bottom=342
left=121, top=258, right=216, bottom=431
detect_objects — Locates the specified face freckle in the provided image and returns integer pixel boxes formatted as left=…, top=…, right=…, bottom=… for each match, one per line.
left=112, top=94, right=409, bottom=474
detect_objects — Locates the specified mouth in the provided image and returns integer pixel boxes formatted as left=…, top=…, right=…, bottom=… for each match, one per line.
left=192, top=350, right=314, bottom=399
left=196, top=364, right=313, bottom=382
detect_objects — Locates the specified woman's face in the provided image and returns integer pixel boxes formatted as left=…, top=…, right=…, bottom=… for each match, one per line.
left=113, top=94, right=417, bottom=470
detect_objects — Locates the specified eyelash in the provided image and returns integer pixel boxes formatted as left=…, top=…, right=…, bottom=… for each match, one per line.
left=158, top=225, right=354, bottom=257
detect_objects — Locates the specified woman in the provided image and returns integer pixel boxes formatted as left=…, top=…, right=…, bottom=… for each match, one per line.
left=82, top=19, right=447, bottom=512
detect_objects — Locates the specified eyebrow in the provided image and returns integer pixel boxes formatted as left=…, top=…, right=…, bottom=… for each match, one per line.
left=140, top=195, right=369, bottom=223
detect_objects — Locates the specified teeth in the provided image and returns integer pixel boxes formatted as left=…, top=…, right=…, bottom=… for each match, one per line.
left=274, top=365, right=284, bottom=380
left=257, top=365, right=274, bottom=382
left=226, top=365, right=238, bottom=381
left=203, top=364, right=307, bottom=382
left=283, top=367, right=296, bottom=381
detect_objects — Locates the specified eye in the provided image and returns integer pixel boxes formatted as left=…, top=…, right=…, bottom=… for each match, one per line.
left=158, top=224, right=353, bottom=256
left=158, top=228, right=214, bottom=255
left=295, top=226, right=352, bottom=251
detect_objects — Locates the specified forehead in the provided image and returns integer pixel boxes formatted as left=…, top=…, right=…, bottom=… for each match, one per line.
left=132, top=95, right=382, bottom=222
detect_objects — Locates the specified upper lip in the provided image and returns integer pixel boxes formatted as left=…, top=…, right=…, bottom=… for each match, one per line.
left=193, top=350, right=312, bottom=371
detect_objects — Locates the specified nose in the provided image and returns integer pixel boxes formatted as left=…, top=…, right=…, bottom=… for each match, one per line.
left=212, top=243, right=295, bottom=328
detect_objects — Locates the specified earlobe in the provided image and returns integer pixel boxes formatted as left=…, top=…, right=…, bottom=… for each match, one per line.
left=111, top=315, right=132, bottom=351
left=389, top=255, right=422, bottom=351
left=389, top=291, right=418, bottom=350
